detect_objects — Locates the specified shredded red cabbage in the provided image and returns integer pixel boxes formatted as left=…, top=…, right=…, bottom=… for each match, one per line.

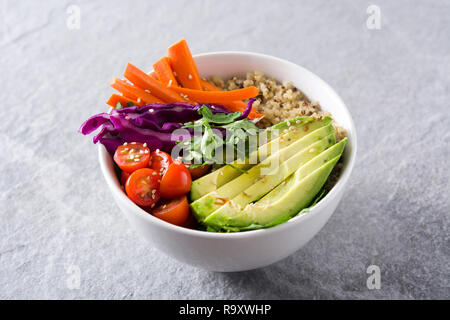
left=79, top=102, right=248, bottom=155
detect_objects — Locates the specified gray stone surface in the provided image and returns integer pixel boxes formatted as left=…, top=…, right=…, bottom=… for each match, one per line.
left=1, top=0, right=449, bottom=299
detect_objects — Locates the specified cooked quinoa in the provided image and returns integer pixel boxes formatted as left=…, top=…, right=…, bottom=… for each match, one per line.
left=209, top=70, right=347, bottom=187
left=210, top=70, right=347, bottom=141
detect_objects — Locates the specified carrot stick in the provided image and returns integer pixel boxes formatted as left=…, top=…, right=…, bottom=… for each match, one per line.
left=110, top=78, right=164, bottom=105
left=168, top=85, right=259, bottom=104
left=200, top=79, right=263, bottom=119
left=124, top=63, right=191, bottom=103
left=167, top=39, right=203, bottom=90
left=153, top=57, right=179, bottom=87
left=149, top=71, right=158, bottom=80
left=106, top=94, right=142, bottom=108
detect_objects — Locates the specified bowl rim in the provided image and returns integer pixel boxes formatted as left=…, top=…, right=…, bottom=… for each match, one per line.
left=98, top=50, right=357, bottom=239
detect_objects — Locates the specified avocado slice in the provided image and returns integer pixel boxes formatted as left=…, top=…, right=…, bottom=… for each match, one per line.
left=205, top=138, right=347, bottom=231
left=204, top=133, right=336, bottom=224
left=189, top=116, right=332, bottom=201
left=190, top=123, right=335, bottom=221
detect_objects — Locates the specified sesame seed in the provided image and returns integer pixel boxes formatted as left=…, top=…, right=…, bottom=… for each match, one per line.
left=144, top=150, right=149, bottom=154
left=125, top=116, right=130, bottom=120
left=167, top=80, right=172, bottom=87
left=134, top=158, right=140, bottom=162
left=143, top=143, right=147, bottom=147
left=173, top=71, right=177, bottom=76
left=149, top=109, right=154, bottom=113
left=188, top=74, right=193, bottom=80
left=162, top=204, right=167, bottom=209
left=152, top=172, right=157, bottom=175
left=123, top=142, right=128, bottom=146
left=129, top=155, right=135, bottom=159
left=131, top=142, right=137, bottom=144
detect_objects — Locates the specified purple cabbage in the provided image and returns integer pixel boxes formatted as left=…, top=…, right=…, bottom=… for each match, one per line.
left=79, top=102, right=249, bottom=155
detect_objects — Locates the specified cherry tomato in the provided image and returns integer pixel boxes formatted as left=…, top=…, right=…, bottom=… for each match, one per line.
left=160, top=161, right=192, bottom=198
left=182, top=211, right=198, bottom=229
left=152, top=196, right=190, bottom=226
left=150, top=150, right=173, bottom=176
left=114, top=142, right=151, bottom=173
left=187, top=164, right=211, bottom=180
left=125, top=168, right=161, bottom=206
left=120, top=171, right=131, bottom=186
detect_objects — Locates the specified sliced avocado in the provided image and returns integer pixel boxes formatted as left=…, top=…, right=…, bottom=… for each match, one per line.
left=206, top=138, right=347, bottom=231
left=204, top=133, right=336, bottom=224
left=190, top=123, right=335, bottom=221
left=189, top=116, right=332, bottom=201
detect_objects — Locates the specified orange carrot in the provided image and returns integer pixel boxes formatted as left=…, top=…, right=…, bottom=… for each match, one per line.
left=167, top=39, right=203, bottom=90
left=110, top=78, right=164, bottom=105
left=149, top=71, right=158, bottom=80
left=200, top=79, right=263, bottom=119
left=106, top=94, right=142, bottom=108
left=169, top=85, right=259, bottom=104
left=153, top=57, right=179, bottom=87
left=124, top=63, right=191, bottom=103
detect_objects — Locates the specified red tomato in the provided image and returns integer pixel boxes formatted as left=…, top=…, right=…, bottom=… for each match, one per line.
left=187, top=164, right=211, bottom=180
left=150, top=150, right=173, bottom=176
left=125, top=168, right=161, bottom=206
left=159, top=161, right=192, bottom=198
left=152, top=196, right=190, bottom=226
left=120, top=171, right=131, bottom=186
left=114, top=142, right=151, bottom=173
left=182, top=211, right=198, bottom=229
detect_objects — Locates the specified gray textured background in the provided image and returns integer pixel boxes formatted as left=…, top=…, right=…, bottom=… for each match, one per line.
left=1, top=0, right=449, bottom=299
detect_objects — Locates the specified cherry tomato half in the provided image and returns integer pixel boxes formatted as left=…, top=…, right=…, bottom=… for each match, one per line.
left=125, top=168, right=161, bottom=206
left=150, top=150, right=173, bottom=176
left=114, top=142, right=151, bottom=173
left=152, top=196, right=190, bottom=226
left=159, top=161, right=192, bottom=198
left=187, top=164, right=211, bottom=180
left=120, top=171, right=131, bottom=186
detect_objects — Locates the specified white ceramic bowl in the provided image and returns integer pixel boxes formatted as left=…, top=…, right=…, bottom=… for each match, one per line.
left=98, top=52, right=357, bottom=272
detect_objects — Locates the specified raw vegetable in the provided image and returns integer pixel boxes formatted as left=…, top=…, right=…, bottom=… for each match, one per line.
left=125, top=168, right=161, bottom=207
left=150, top=149, right=173, bottom=176
left=79, top=103, right=234, bottom=155
left=159, top=161, right=192, bottom=198
left=168, top=85, right=259, bottom=104
left=179, top=103, right=258, bottom=167
left=151, top=196, right=190, bottom=226
left=153, top=57, right=179, bottom=87
left=124, top=63, right=189, bottom=103
left=167, top=38, right=203, bottom=90
left=106, top=94, right=141, bottom=108
left=110, top=78, right=164, bottom=105
left=120, top=171, right=131, bottom=186
left=187, top=164, right=211, bottom=180
left=113, top=142, right=151, bottom=173
left=200, top=79, right=263, bottom=119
